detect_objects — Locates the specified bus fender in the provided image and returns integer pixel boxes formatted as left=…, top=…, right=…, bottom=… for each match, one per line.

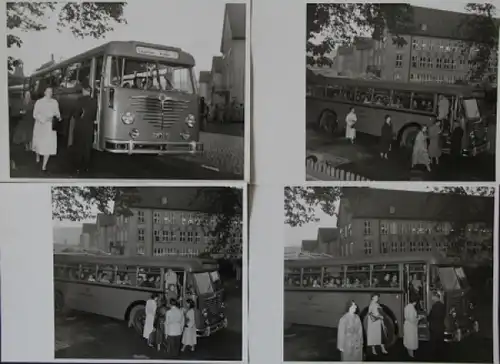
left=125, top=300, right=146, bottom=327
left=397, top=123, right=421, bottom=149
left=359, top=304, right=399, bottom=347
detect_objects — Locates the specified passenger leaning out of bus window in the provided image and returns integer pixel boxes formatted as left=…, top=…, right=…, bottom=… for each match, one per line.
left=411, top=125, right=431, bottom=172
left=165, top=298, right=185, bottom=357
left=73, top=83, right=98, bottom=174
left=181, top=299, right=197, bottom=353
left=337, top=300, right=363, bottom=362
left=365, top=293, right=388, bottom=356
left=403, top=297, right=419, bottom=358
left=379, top=115, right=393, bottom=160
left=345, top=107, right=357, bottom=144
left=143, top=294, right=158, bottom=348
left=428, top=119, right=442, bottom=166
left=32, top=86, right=61, bottom=172
left=437, top=95, right=450, bottom=132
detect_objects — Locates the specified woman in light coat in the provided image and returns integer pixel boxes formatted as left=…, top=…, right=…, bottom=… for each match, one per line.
left=366, top=293, right=388, bottom=356
left=411, top=125, right=431, bottom=172
left=337, top=300, right=363, bottom=361
left=143, top=294, right=158, bottom=347
left=181, top=299, right=197, bottom=352
left=345, top=107, right=357, bottom=144
left=32, top=86, right=61, bottom=172
left=403, top=298, right=419, bottom=357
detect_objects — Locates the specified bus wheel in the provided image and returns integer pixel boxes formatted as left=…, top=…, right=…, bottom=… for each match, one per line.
left=360, top=306, right=398, bottom=348
left=318, top=110, right=338, bottom=135
left=400, top=126, right=419, bottom=150
left=129, top=304, right=146, bottom=336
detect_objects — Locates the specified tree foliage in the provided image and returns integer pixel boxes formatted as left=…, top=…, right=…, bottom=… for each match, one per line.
left=284, top=186, right=494, bottom=262
left=51, top=186, right=243, bottom=258
left=307, top=3, right=413, bottom=67
left=7, top=2, right=127, bottom=71
left=459, top=3, right=499, bottom=81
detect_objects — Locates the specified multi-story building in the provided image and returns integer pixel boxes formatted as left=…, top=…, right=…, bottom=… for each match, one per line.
left=372, top=6, right=498, bottom=84
left=110, top=188, right=242, bottom=258
left=209, top=55, right=225, bottom=108
left=95, top=214, right=119, bottom=254
left=79, top=223, right=97, bottom=250
left=300, top=227, right=339, bottom=256
left=198, top=71, right=211, bottom=101
left=335, top=37, right=376, bottom=78
left=220, top=3, right=246, bottom=109
left=334, top=188, right=493, bottom=261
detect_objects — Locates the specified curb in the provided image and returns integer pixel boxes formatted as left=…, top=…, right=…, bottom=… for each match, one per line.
left=306, top=159, right=371, bottom=181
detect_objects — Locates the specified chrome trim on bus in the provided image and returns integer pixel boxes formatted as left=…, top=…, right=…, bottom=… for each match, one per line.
left=129, top=95, right=189, bottom=129
left=104, top=139, right=203, bottom=155
left=197, top=317, right=228, bottom=337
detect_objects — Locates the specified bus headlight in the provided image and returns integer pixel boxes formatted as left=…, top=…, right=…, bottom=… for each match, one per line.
left=202, top=308, right=208, bottom=317
left=122, top=111, right=135, bottom=125
left=185, top=114, right=196, bottom=128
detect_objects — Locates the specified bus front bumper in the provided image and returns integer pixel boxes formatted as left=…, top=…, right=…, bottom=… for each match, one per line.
left=104, top=140, right=203, bottom=155
left=197, top=318, right=228, bottom=337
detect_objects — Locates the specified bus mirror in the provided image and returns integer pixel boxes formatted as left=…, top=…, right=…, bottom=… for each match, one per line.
left=108, top=88, right=115, bottom=108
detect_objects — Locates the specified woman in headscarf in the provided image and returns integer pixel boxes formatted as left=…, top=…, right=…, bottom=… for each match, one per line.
left=13, top=91, right=35, bottom=151
left=337, top=300, right=363, bottom=361
left=365, top=293, right=388, bottom=356
left=411, top=125, right=431, bottom=172
left=32, top=86, right=61, bottom=172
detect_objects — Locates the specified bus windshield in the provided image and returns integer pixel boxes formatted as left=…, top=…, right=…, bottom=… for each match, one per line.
left=463, top=98, right=481, bottom=119
left=108, top=56, right=194, bottom=94
left=437, top=266, right=470, bottom=290
left=193, top=272, right=215, bottom=294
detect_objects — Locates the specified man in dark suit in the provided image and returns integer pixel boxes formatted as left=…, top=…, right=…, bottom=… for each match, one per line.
left=73, top=83, right=98, bottom=174
left=428, top=291, right=446, bottom=361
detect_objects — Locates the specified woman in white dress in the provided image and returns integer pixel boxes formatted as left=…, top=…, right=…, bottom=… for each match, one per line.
left=403, top=298, right=419, bottom=358
left=366, top=293, right=388, bottom=356
left=345, top=107, right=357, bottom=144
left=32, top=86, right=61, bottom=172
left=181, top=299, right=197, bottom=352
left=143, top=294, right=158, bottom=347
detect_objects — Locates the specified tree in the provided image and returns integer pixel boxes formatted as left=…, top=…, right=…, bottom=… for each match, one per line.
left=284, top=186, right=494, bottom=262
left=52, top=186, right=243, bottom=258
left=459, top=3, right=499, bottom=81
left=307, top=4, right=414, bottom=67
left=7, top=2, right=127, bottom=71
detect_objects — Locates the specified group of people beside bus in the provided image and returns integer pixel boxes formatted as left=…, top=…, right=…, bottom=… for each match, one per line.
left=12, top=83, right=98, bottom=174
left=143, top=294, right=197, bottom=358
left=336, top=290, right=447, bottom=361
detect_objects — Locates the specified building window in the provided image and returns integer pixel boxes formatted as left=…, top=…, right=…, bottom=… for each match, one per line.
left=195, top=232, right=201, bottom=244
left=419, top=57, right=426, bottom=68
left=427, top=57, right=433, bottom=68
left=138, top=211, right=145, bottom=224
left=170, top=230, right=177, bottom=241
left=162, top=230, right=168, bottom=241
left=391, top=240, right=398, bottom=253
left=364, top=240, right=372, bottom=255
left=163, top=212, right=171, bottom=224
left=153, top=212, right=160, bottom=224
left=380, top=241, right=388, bottom=254
left=412, top=39, right=418, bottom=50
left=180, top=231, right=186, bottom=242
left=393, top=72, right=401, bottom=80
left=411, top=56, right=417, bottom=68
left=348, top=224, right=352, bottom=237
left=410, top=241, right=416, bottom=252
left=350, top=242, right=354, bottom=255
left=399, top=240, right=406, bottom=252
left=153, top=229, right=160, bottom=242
left=380, top=221, right=388, bottom=235
left=436, top=58, right=442, bottom=69
left=187, top=231, right=194, bottom=243
left=187, top=214, right=194, bottom=225
left=395, top=54, right=403, bottom=68
left=363, top=221, right=371, bottom=235
left=138, top=228, right=145, bottom=241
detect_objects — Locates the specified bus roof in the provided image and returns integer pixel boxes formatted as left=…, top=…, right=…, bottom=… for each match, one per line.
left=54, top=253, right=217, bottom=271
left=32, top=41, right=195, bottom=77
left=307, top=70, right=484, bottom=97
left=285, top=252, right=461, bottom=267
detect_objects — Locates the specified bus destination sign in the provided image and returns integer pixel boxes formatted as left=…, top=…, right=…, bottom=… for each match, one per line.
left=136, top=46, right=179, bottom=59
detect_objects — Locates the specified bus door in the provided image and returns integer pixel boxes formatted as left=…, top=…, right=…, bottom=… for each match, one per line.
left=403, top=263, right=430, bottom=341
left=92, top=56, right=105, bottom=150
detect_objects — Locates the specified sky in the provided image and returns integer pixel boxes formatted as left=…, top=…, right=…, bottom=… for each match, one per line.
left=8, top=0, right=232, bottom=75
left=284, top=185, right=436, bottom=248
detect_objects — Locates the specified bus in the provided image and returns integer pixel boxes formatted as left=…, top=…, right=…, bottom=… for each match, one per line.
left=284, top=253, right=479, bottom=346
left=54, top=254, right=227, bottom=338
left=19, top=41, right=203, bottom=155
left=306, top=71, right=490, bottom=156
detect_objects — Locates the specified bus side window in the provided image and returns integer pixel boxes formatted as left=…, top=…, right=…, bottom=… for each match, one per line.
left=342, top=86, right=355, bottom=101
left=412, top=93, right=434, bottom=112
left=345, top=264, right=370, bottom=288
left=67, top=264, right=80, bottom=280
left=322, top=266, right=342, bottom=288
left=372, top=264, right=400, bottom=288
left=78, top=59, right=92, bottom=85
left=284, top=268, right=301, bottom=287
left=356, top=87, right=373, bottom=103
left=302, top=267, right=322, bottom=288
left=392, top=91, right=411, bottom=109
left=80, top=264, right=97, bottom=281
left=373, top=88, right=391, bottom=107
left=115, top=265, right=133, bottom=285
left=97, top=264, right=115, bottom=284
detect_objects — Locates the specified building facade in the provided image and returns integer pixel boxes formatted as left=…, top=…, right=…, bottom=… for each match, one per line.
left=335, top=37, right=376, bottom=78
left=301, top=227, right=339, bottom=256
left=334, top=188, right=493, bottom=261
left=198, top=71, right=211, bottom=101
left=210, top=56, right=225, bottom=107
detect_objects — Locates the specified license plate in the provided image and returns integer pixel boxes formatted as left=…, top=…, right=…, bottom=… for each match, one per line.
left=153, top=132, right=167, bottom=139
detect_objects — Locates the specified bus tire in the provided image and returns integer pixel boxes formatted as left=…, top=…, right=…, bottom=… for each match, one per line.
left=318, top=109, right=338, bottom=135
left=360, top=304, right=399, bottom=348
left=399, top=124, right=420, bottom=150
left=128, top=303, right=146, bottom=336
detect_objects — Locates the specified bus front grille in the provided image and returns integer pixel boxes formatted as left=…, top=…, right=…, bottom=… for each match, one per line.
left=130, top=96, right=189, bottom=129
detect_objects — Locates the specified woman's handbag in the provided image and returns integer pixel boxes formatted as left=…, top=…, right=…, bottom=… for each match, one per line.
left=52, top=116, right=60, bottom=132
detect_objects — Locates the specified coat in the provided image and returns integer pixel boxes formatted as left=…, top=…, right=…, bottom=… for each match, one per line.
left=143, top=299, right=157, bottom=340
left=380, top=122, right=393, bottom=153
left=345, top=112, right=357, bottom=139
left=337, top=312, right=363, bottom=361
left=366, top=302, right=384, bottom=346
left=182, top=308, right=197, bottom=346
left=73, top=95, right=98, bottom=160
left=13, top=102, right=35, bottom=145
left=412, top=131, right=430, bottom=166
left=428, top=124, right=442, bottom=158
left=403, top=303, right=419, bottom=350
left=32, top=97, right=60, bottom=156
left=428, top=301, right=446, bottom=341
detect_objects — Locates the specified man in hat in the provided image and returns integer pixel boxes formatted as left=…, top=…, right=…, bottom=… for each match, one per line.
left=73, top=82, right=98, bottom=174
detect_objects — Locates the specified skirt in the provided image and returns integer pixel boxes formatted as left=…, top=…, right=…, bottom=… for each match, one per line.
left=182, top=326, right=197, bottom=346
left=32, top=121, right=57, bottom=156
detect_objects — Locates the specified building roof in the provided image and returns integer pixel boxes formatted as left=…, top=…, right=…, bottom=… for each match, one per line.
left=96, top=214, right=116, bottom=227
left=220, top=3, right=246, bottom=53
left=82, top=223, right=97, bottom=235
left=284, top=251, right=333, bottom=260
left=341, top=188, right=494, bottom=223
left=199, top=71, right=211, bottom=83
left=317, top=227, right=338, bottom=242
left=301, top=239, right=318, bottom=252
left=400, top=6, right=499, bottom=41
left=211, top=56, right=224, bottom=74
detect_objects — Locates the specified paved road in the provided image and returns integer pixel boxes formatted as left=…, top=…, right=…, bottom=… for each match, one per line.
left=306, top=129, right=495, bottom=181
left=55, top=296, right=242, bottom=360
left=284, top=324, right=493, bottom=362
left=10, top=144, right=241, bottom=180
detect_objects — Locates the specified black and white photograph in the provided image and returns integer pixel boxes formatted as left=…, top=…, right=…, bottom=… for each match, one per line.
left=283, top=186, right=494, bottom=362
left=52, top=186, right=245, bottom=360
left=7, top=0, right=248, bottom=180
left=306, top=3, right=497, bottom=181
